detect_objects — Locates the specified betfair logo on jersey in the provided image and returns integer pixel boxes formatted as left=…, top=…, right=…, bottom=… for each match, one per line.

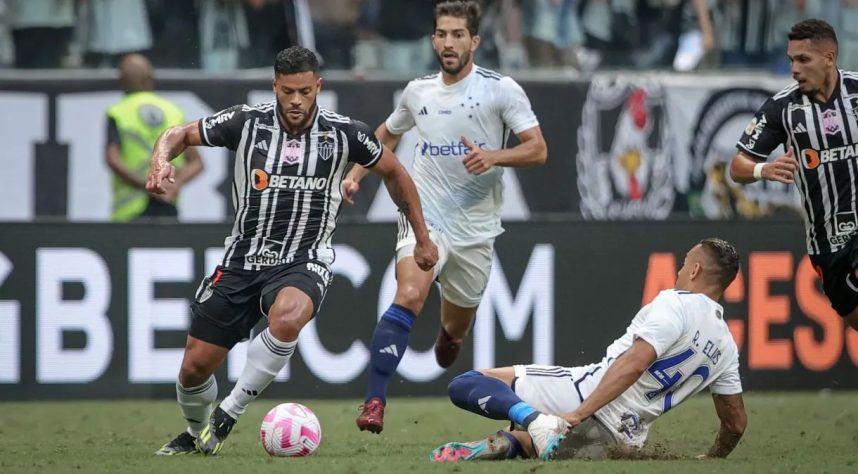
left=205, top=111, right=235, bottom=129
left=801, top=144, right=858, bottom=169
left=356, top=131, right=381, bottom=157
left=421, top=140, right=486, bottom=157
left=251, top=169, right=328, bottom=191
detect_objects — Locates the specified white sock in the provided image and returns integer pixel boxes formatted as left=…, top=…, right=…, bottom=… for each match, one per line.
left=220, top=328, right=296, bottom=420
left=176, top=375, right=217, bottom=438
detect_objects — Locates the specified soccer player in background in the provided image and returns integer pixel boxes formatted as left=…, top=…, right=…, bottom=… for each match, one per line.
left=147, top=46, right=437, bottom=456
left=344, top=0, right=548, bottom=433
left=431, top=239, right=746, bottom=462
left=730, top=19, right=858, bottom=331
left=106, top=54, right=203, bottom=221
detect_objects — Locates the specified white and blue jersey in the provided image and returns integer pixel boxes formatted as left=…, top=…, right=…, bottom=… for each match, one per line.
left=592, top=289, right=743, bottom=446
left=385, top=66, right=539, bottom=245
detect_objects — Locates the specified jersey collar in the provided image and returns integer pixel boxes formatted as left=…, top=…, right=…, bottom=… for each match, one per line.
left=438, top=64, right=476, bottom=90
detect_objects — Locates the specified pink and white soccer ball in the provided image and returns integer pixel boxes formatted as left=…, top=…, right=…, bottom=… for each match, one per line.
left=260, top=403, right=322, bottom=457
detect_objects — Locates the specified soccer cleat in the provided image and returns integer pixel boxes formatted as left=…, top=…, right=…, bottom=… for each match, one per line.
left=527, top=414, right=569, bottom=461
left=429, top=433, right=511, bottom=462
left=196, top=405, right=237, bottom=455
left=155, top=431, right=199, bottom=456
left=434, top=326, right=463, bottom=368
left=356, top=397, right=385, bottom=434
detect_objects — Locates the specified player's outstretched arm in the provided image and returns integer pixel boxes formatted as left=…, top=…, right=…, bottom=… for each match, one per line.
left=370, top=145, right=438, bottom=271
left=342, top=123, right=403, bottom=204
left=561, top=338, right=657, bottom=428
left=146, top=121, right=205, bottom=195
left=701, top=393, right=746, bottom=459
left=729, top=149, right=798, bottom=185
left=461, top=125, right=547, bottom=175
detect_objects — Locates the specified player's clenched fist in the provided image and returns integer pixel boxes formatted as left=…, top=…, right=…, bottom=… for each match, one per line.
left=760, top=147, right=799, bottom=184
left=341, top=178, right=360, bottom=205
left=461, top=136, right=497, bottom=175
left=413, top=239, right=439, bottom=272
left=146, top=158, right=176, bottom=194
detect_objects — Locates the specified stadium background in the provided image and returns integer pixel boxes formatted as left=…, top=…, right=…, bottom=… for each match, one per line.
left=0, top=0, right=856, bottom=404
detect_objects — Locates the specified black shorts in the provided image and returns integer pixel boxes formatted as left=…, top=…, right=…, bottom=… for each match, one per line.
left=189, top=259, right=332, bottom=349
left=809, top=236, right=858, bottom=317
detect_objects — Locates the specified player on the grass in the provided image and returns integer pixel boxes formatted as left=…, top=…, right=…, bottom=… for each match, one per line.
left=148, top=46, right=437, bottom=456
left=430, top=238, right=747, bottom=462
left=344, top=0, right=548, bottom=433
left=730, top=19, right=858, bottom=331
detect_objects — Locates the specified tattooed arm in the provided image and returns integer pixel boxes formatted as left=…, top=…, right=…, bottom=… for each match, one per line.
left=146, top=121, right=204, bottom=195
left=369, top=145, right=438, bottom=271
left=702, top=393, right=746, bottom=458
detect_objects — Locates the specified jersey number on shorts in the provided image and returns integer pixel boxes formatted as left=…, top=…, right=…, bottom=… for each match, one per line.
left=645, top=348, right=710, bottom=412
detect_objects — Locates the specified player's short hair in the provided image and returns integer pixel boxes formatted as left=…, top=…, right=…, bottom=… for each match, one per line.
left=274, top=46, right=319, bottom=76
left=788, top=19, right=838, bottom=46
left=435, top=1, right=481, bottom=36
left=698, top=238, right=740, bottom=291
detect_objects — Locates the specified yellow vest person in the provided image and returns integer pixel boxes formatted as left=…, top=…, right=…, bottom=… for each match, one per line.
left=105, top=54, right=202, bottom=221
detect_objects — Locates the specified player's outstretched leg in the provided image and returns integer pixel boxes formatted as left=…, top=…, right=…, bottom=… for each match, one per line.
left=447, top=370, right=568, bottom=461
left=430, top=430, right=524, bottom=462
left=357, top=304, right=416, bottom=433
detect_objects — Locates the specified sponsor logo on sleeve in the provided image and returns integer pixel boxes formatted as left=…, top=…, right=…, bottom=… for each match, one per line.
left=357, top=131, right=381, bottom=157
left=205, top=111, right=235, bottom=129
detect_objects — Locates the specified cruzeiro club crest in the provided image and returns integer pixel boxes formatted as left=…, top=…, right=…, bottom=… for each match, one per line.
left=577, top=79, right=673, bottom=219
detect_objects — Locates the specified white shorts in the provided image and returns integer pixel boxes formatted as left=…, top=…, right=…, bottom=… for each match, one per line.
left=512, top=364, right=617, bottom=459
left=511, top=364, right=606, bottom=416
left=395, top=214, right=493, bottom=308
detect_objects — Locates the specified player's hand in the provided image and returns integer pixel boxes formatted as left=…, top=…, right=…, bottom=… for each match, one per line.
left=146, top=158, right=175, bottom=194
left=761, top=147, right=799, bottom=184
left=342, top=178, right=360, bottom=205
left=461, top=136, right=497, bottom=175
left=413, top=239, right=438, bottom=272
left=561, top=411, right=585, bottom=428
left=150, top=181, right=179, bottom=203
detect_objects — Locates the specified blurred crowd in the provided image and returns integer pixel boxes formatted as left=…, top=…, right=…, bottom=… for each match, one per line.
left=1, top=0, right=857, bottom=74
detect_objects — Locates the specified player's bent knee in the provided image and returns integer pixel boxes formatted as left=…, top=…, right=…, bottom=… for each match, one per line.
left=179, top=358, right=214, bottom=387
left=448, top=370, right=481, bottom=387
left=394, top=284, right=428, bottom=314
left=268, top=314, right=305, bottom=341
left=481, top=367, right=515, bottom=385
left=268, top=304, right=311, bottom=341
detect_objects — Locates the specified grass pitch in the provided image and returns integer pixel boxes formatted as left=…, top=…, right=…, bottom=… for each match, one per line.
left=0, top=392, right=855, bottom=473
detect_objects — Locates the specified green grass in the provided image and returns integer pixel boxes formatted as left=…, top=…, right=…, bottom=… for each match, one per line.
left=0, top=393, right=855, bottom=473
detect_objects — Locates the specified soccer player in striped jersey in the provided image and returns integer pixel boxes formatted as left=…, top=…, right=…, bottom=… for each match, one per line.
left=147, top=46, right=437, bottom=456
left=430, top=239, right=746, bottom=462
left=345, top=0, right=548, bottom=434
left=730, top=19, right=858, bottom=331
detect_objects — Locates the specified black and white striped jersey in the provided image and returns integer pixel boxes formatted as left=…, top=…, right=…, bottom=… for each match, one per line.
left=737, top=70, right=858, bottom=255
left=198, top=102, right=382, bottom=269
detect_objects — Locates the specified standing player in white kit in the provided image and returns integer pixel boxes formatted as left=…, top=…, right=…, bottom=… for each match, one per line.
left=344, top=1, right=548, bottom=433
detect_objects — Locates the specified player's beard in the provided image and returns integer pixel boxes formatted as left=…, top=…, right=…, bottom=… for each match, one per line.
left=277, top=98, right=317, bottom=133
left=436, top=49, right=471, bottom=75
